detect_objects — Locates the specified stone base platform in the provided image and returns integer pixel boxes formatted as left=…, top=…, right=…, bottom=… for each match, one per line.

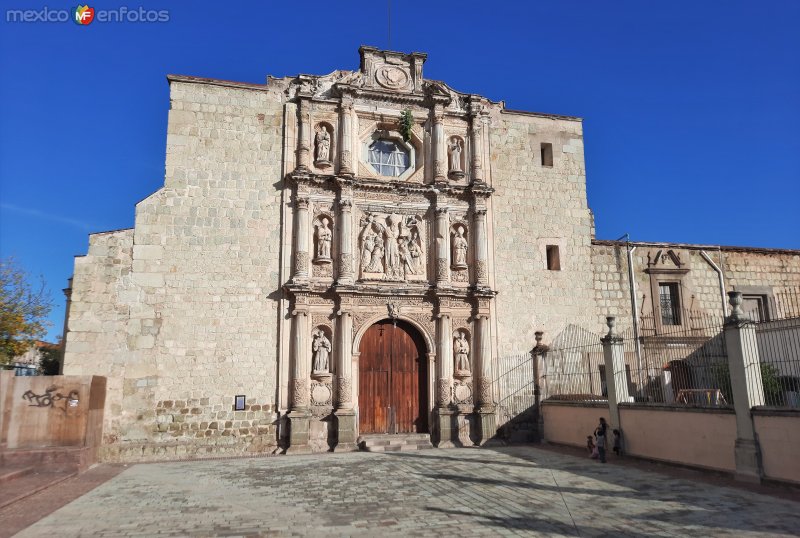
left=357, top=433, right=433, bottom=452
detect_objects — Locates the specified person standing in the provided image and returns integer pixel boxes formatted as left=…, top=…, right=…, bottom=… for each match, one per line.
left=595, top=417, right=608, bottom=463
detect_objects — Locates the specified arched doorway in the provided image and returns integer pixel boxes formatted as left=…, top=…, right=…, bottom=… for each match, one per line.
left=358, top=319, right=429, bottom=434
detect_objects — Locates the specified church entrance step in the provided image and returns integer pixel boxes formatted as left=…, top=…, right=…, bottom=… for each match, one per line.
left=356, top=433, right=433, bottom=453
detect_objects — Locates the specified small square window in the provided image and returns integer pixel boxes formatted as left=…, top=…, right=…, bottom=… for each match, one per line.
left=541, top=143, right=553, bottom=167
left=546, top=245, right=561, bottom=271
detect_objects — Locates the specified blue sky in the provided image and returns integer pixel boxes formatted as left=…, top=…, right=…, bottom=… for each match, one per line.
left=1, top=0, right=798, bottom=342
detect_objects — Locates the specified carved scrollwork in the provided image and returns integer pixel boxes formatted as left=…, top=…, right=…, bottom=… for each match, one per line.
left=310, top=380, right=333, bottom=406
left=312, top=263, right=333, bottom=279
left=451, top=269, right=468, bottom=283
left=336, top=377, right=352, bottom=406
left=475, top=260, right=488, bottom=282
left=294, top=251, right=310, bottom=273
left=475, top=378, right=493, bottom=406
left=436, top=378, right=452, bottom=407
left=291, top=378, right=309, bottom=408
left=341, top=150, right=352, bottom=171
left=452, top=380, right=473, bottom=405
left=339, top=253, right=354, bottom=276
left=436, top=258, right=449, bottom=281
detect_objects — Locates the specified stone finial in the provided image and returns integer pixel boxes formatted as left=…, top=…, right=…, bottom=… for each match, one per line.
left=532, top=330, right=549, bottom=355
left=727, top=291, right=745, bottom=322
left=605, top=316, right=617, bottom=337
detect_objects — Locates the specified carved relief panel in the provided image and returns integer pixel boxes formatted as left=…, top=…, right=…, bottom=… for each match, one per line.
left=357, top=210, right=428, bottom=282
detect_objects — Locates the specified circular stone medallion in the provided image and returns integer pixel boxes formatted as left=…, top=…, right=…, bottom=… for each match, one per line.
left=311, top=383, right=332, bottom=405
left=376, top=66, right=410, bottom=89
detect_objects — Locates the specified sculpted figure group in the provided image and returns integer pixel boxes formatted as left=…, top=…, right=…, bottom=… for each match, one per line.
left=359, top=213, right=425, bottom=280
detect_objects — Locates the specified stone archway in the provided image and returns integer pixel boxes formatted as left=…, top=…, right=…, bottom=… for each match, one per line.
left=358, top=319, right=429, bottom=434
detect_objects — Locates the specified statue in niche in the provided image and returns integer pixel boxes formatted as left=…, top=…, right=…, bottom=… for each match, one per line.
left=454, top=331, right=471, bottom=374
left=312, top=330, right=331, bottom=374
left=314, top=126, right=331, bottom=165
left=314, top=217, right=332, bottom=262
left=448, top=138, right=463, bottom=174
left=452, top=226, right=468, bottom=269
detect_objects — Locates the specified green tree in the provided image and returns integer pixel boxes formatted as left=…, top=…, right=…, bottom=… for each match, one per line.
left=712, top=361, right=783, bottom=406
left=38, top=343, right=63, bottom=375
left=0, top=257, right=53, bottom=366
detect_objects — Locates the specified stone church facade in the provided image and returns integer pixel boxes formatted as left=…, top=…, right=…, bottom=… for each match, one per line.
left=62, top=47, right=800, bottom=461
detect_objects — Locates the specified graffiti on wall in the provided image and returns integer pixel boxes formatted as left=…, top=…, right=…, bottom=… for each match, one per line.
left=21, top=386, right=80, bottom=413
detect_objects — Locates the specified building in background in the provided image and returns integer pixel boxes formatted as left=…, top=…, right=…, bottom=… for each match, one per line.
left=61, top=48, right=800, bottom=461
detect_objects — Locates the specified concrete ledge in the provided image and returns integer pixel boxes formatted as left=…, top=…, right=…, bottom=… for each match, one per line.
left=751, top=407, right=800, bottom=417
left=619, top=402, right=735, bottom=414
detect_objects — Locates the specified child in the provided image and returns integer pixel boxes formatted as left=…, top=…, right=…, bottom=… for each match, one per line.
left=587, top=435, right=598, bottom=459
left=613, top=429, right=622, bottom=456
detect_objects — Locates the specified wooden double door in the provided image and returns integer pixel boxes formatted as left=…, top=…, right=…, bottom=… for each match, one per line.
left=358, top=319, right=428, bottom=434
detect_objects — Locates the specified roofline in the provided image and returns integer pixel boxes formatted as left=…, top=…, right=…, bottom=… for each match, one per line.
left=167, top=74, right=268, bottom=92
left=501, top=108, right=582, bottom=122
left=592, top=239, right=800, bottom=256
left=88, top=227, right=134, bottom=237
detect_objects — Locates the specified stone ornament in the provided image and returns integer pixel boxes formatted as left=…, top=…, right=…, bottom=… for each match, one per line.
left=314, top=217, right=333, bottom=263
left=314, top=125, right=332, bottom=167
left=387, top=301, right=401, bottom=319
left=291, top=378, right=309, bottom=408
left=359, top=212, right=425, bottom=281
left=375, top=65, right=410, bottom=90
left=310, top=381, right=332, bottom=407
left=335, top=377, right=352, bottom=406
left=452, top=380, right=473, bottom=405
left=451, top=226, right=468, bottom=270
left=453, top=331, right=471, bottom=377
left=312, top=329, right=332, bottom=375
left=436, top=378, right=452, bottom=407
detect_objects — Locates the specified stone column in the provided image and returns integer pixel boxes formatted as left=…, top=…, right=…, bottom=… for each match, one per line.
left=601, top=316, right=629, bottom=434
left=469, top=103, right=484, bottom=184
left=435, top=311, right=455, bottom=447
left=723, top=291, right=765, bottom=482
left=296, top=98, right=311, bottom=172
left=473, top=208, right=488, bottom=286
left=292, top=196, right=310, bottom=282
left=287, top=306, right=312, bottom=454
left=334, top=308, right=358, bottom=451
left=434, top=206, right=450, bottom=287
left=337, top=199, right=354, bottom=285
left=474, top=313, right=499, bottom=445
left=433, top=105, right=446, bottom=182
left=339, top=98, right=355, bottom=176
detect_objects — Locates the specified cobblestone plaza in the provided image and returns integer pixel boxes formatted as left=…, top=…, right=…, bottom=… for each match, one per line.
left=11, top=447, right=800, bottom=537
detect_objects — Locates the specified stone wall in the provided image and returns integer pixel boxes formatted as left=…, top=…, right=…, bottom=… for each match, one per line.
left=63, top=229, right=133, bottom=440
left=490, top=110, right=597, bottom=356
left=592, top=241, right=800, bottom=331
left=65, top=78, right=287, bottom=459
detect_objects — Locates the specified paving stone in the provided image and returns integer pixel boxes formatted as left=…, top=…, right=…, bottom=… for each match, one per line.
left=11, top=446, right=800, bottom=537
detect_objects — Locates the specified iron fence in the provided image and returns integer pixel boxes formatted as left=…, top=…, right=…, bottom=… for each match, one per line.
left=749, top=303, right=800, bottom=408
left=493, top=351, right=536, bottom=429
left=539, top=324, right=606, bottom=401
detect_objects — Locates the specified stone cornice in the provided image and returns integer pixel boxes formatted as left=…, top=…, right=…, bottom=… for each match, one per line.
left=286, top=172, right=490, bottom=198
